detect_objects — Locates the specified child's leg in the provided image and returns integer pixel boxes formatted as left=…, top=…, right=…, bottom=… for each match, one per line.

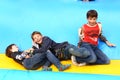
left=23, top=53, right=46, bottom=70
left=79, top=42, right=97, bottom=63
left=45, top=51, right=71, bottom=71
left=30, top=59, right=47, bottom=70
left=31, top=59, right=52, bottom=71
left=72, top=43, right=98, bottom=66
left=40, top=60, right=52, bottom=71
left=42, top=60, right=51, bottom=67
left=65, top=44, right=90, bottom=58
left=94, top=47, right=110, bottom=64
left=71, top=43, right=98, bottom=66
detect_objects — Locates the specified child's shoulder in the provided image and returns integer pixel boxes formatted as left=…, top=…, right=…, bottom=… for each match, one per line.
left=97, top=22, right=101, bottom=24
left=97, top=22, right=102, bottom=28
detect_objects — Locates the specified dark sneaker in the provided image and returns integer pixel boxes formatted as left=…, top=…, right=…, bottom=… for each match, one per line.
left=41, top=67, right=52, bottom=71
left=59, top=64, right=71, bottom=71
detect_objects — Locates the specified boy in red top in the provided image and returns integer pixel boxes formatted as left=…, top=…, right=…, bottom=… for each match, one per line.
left=71, top=10, right=116, bottom=66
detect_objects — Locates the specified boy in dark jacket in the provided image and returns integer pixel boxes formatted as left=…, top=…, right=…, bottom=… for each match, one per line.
left=5, top=44, right=71, bottom=71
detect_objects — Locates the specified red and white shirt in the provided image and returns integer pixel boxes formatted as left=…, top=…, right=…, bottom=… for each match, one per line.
left=82, top=23, right=100, bottom=45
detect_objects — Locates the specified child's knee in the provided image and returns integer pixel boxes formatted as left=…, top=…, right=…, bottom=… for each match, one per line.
left=89, top=56, right=97, bottom=63
left=105, top=59, right=110, bottom=64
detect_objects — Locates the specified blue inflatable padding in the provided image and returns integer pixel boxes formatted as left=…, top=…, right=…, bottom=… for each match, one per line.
left=0, top=69, right=120, bottom=80
left=0, top=0, right=120, bottom=60
left=0, top=1, right=120, bottom=80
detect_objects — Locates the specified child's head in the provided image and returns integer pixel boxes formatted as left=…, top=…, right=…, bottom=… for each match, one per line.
left=86, top=10, right=98, bottom=26
left=87, top=10, right=98, bottom=18
left=5, top=44, right=19, bottom=58
left=31, top=31, right=43, bottom=44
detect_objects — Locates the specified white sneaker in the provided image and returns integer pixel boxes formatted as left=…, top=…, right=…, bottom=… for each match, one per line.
left=78, top=62, right=86, bottom=66
left=71, top=56, right=78, bottom=66
left=71, top=56, right=76, bottom=62
left=71, top=56, right=86, bottom=66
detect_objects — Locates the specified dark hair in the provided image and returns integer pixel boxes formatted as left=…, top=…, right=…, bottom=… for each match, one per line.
left=5, top=44, right=15, bottom=58
left=31, top=31, right=42, bottom=40
left=87, top=10, right=98, bottom=18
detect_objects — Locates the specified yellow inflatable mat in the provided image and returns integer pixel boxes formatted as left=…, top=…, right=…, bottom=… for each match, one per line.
left=0, top=54, right=120, bottom=76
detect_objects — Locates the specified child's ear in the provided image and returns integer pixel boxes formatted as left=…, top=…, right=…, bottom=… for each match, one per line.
left=10, top=49, right=13, bottom=52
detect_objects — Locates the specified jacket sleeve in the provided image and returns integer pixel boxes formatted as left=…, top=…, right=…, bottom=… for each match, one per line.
left=99, top=33, right=107, bottom=42
left=11, top=52, right=28, bottom=60
left=33, top=37, right=53, bottom=53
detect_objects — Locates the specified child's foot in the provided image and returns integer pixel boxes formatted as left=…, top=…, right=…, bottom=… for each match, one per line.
left=59, top=64, right=71, bottom=71
left=41, top=66, right=52, bottom=71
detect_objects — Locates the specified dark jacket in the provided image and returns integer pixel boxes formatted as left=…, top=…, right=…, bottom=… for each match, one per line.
left=32, top=36, right=69, bottom=60
left=11, top=51, right=25, bottom=65
left=32, top=36, right=68, bottom=53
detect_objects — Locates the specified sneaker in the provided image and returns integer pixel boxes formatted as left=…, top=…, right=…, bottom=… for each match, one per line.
left=71, top=55, right=78, bottom=65
left=71, top=55, right=86, bottom=66
left=59, top=64, right=71, bottom=71
left=41, top=67, right=52, bottom=71
left=71, top=56, right=77, bottom=63
left=78, top=62, right=86, bottom=66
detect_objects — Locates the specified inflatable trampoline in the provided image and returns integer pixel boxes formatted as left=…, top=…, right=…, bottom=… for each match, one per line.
left=0, top=0, right=120, bottom=80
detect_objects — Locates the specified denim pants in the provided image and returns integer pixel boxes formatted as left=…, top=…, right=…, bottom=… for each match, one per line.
left=46, top=50, right=62, bottom=69
left=23, top=53, right=47, bottom=70
left=23, top=51, right=62, bottom=70
left=76, top=42, right=110, bottom=64
left=64, top=44, right=90, bottom=58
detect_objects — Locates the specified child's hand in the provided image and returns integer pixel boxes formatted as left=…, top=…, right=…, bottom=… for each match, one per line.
left=29, top=48, right=34, bottom=53
left=24, top=48, right=34, bottom=53
left=25, top=55, right=30, bottom=58
left=106, top=41, right=116, bottom=47
left=24, top=50, right=30, bottom=53
left=29, top=48, right=34, bottom=51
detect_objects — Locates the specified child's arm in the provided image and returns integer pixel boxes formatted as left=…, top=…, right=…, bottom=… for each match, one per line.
left=24, top=48, right=34, bottom=57
left=99, top=34, right=116, bottom=47
left=12, top=52, right=29, bottom=60
left=18, top=52, right=29, bottom=60
left=105, top=41, right=116, bottom=47
left=78, top=26, right=84, bottom=47
left=78, top=26, right=84, bottom=40
left=24, top=48, right=34, bottom=53
left=98, top=23, right=116, bottom=47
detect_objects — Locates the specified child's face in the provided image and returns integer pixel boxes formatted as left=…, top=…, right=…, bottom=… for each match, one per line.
left=33, top=34, right=43, bottom=44
left=11, top=45, right=19, bottom=52
left=87, top=17, right=97, bottom=26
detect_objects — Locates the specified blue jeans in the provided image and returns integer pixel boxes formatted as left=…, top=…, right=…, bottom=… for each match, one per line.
left=76, top=42, right=110, bottom=64
left=46, top=50, right=62, bottom=69
left=23, top=51, right=62, bottom=70
left=64, top=44, right=90, bottom=58
left=23, top=53, right=47, bottom=70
